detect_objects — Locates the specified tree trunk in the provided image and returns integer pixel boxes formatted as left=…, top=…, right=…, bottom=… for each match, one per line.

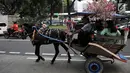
left=67, top=0, right=71, bottom=20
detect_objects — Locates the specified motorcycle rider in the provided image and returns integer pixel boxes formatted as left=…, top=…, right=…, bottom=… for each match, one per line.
left=8, top=21, right=19, bottom=36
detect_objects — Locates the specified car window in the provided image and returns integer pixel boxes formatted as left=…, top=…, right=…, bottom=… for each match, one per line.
left=0, top=23, right=6, bottom=27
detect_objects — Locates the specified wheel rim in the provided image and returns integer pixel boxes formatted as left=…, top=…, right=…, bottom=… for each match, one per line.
left=88, top=62, right=100, bottom=72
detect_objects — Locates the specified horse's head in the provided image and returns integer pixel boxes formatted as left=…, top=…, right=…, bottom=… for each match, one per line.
left=22, top=23, right=34, bottom=38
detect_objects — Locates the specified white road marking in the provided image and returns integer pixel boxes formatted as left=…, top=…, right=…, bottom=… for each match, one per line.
left=1, top=50, right=130, bottom=59
left=10, top=39, right=30, bottom=42
left=125, top=56, right=130, bottom=58
left=80, top=55, right=83, bottom=56
left=9, top=52, right=20, bottom=54
left=61, top=54, right=74, bottom=56
left=42, top=53, right=55, bottom=56
left=27, top=55, right=130, bottom=62
left=61, top=54, right=67, bottom=56
left=0, top=51, right=6, bottom=53
left=25, top=52, right=35, bottom=55
left=0, top=39, right=30, bottom=42
left=26, top=57, right=86, bottom=61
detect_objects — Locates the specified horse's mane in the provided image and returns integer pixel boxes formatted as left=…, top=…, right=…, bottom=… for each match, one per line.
left=23, top=23, right=34, bottom=28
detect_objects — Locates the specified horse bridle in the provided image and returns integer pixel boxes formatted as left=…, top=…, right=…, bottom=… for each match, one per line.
left=22, top=27, right=33, bottom=38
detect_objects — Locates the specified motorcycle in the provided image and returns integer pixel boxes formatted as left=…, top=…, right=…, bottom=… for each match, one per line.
left=4, top=28, right=27, bottom=39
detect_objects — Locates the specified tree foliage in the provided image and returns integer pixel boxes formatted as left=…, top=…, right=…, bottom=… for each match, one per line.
left=0, top=0, right=75, bottom=23
left=18, top=0, right=63, bottom=23
left=0, top=0, right=23, bottom=15
left=87, top=0, right=116, bottom=20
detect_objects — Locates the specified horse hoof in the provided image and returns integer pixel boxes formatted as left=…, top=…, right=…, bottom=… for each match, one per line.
left=40, top=57, right=45, bottom=61
left=68, top=59, right=71, bottom=63
left=51, top=62, right=54, bottom=65
left=35, top=59, right=40, bottom=62
left=51, top=60, right=54, bottom=65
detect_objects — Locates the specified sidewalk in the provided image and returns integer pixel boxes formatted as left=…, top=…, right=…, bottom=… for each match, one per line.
left=0, top=54, right=129, bottom=73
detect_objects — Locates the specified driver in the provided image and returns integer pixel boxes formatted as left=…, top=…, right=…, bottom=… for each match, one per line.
left=76, top=16, right=94, bottom=46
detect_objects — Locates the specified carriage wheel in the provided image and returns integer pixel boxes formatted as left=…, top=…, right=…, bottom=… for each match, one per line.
left=84, top=57, right=103, bottom=73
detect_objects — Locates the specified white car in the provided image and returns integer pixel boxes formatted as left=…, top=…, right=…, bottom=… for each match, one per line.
left=0, top=22, right=7, bottom=34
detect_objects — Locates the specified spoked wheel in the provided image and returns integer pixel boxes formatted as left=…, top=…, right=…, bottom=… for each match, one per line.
left=17, top=33, right=21, bottom=39
left=84, top=57, right=103, bottom=73
left=4, top=33, right=9, bottom=39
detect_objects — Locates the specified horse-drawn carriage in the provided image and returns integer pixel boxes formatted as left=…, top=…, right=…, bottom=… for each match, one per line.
left=22, top=12, right=128, bottom=73
left=68, top=12, right=128, bottom=73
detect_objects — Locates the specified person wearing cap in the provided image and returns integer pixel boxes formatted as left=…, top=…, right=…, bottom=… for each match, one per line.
left=32, top=24, right=48, bottom=41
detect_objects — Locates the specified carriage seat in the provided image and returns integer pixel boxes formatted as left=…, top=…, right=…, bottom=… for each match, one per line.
left=94, top=35, right=125, bottom=44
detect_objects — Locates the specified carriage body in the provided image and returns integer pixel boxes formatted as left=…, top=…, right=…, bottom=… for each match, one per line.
left=71, top=35, right=125, bottom=58
left=70, top=34, right=127, bottom=73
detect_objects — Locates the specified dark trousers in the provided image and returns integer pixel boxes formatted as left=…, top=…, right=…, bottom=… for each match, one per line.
left=7, top=28, right=15, bottom=35
left=78, top=30, right=91, bottom=47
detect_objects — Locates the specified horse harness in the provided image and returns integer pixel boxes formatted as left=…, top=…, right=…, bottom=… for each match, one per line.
left=32, top=28, right=62, bottom=43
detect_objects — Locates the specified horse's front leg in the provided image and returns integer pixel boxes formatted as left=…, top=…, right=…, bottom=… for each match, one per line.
left=60, top=43, right=71, bottom=63
left=51, top=43, right=59, bottom=64
left=35, top=44, right=45, bottom=62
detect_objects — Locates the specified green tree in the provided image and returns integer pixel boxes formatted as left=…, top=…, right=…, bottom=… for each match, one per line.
left=125, top=0, right=130, bottom=10
left=0, top=0, right=23, bottom=15
left=18, top=0, right=64, bottom=24
left=18, top=0, right=50, bottom=23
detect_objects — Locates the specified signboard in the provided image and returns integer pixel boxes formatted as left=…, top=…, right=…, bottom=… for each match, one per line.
left=118, top=3, right=126, bottom=13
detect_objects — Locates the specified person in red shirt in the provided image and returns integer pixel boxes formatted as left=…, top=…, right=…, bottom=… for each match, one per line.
left=8, top=22, right=19, bottom=35
left=66, top=19, right=75, bottom=31
left=11, top=22, right=18, bottom=31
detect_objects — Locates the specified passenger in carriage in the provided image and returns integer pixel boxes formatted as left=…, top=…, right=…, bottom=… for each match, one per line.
left=100, top=20, right=121, bottom=36
left=95, top=19, right=104, bottom=34
left=38, top=24, right=48, bottom=34
left=32, top=23, right=48, bottom=41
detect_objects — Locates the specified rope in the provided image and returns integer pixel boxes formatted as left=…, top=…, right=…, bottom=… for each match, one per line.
left=32, top=26, right=64, bottom=43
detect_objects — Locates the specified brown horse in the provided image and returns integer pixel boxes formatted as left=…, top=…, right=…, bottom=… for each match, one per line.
left=22, top=23, right=71, bottom=64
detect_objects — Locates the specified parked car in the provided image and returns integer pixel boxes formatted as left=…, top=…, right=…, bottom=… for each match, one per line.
left=0, top=22, right=7, bottom=35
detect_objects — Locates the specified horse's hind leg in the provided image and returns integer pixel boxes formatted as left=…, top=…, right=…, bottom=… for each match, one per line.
left=35, top=44, right=45, bottom=62
left=51, top=43, right=59, bottom=64
left=60, top=43, right=71, bottom=63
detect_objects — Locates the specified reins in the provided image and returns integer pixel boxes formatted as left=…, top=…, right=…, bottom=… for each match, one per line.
left=31, top=26, right=77, bottom=54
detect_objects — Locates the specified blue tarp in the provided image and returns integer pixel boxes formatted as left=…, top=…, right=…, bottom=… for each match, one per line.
left=66, top=12, right=129, bottom=19
left=112, top=14, right=129, bottom=18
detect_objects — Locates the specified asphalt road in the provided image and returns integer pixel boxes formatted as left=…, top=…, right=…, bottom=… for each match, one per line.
left=0, top=54, right=130, bottom=73
left=0, top=36, right=130, bottom=73
left=0, top=35, right=130, bottom=56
